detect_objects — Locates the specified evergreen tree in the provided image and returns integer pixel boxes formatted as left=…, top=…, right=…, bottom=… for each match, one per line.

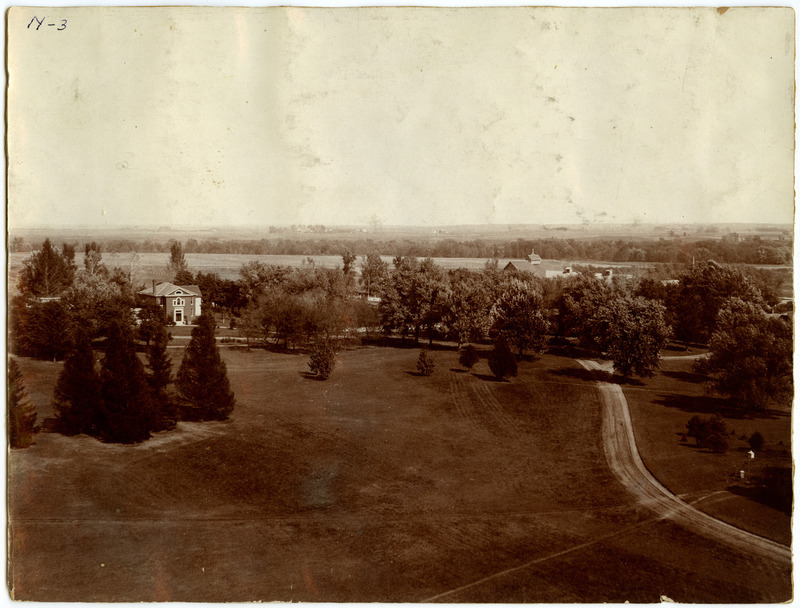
left=8, top=359, right=39, bottom=448
left=458, top=344, right=480, bottom=371
left=53, top=328, right=102, bottom=436
left=146, top=313, right=176, bottom=431
left=488, top=335, right=518, bottom=381
left=99, top=320, right=154, bottom=443
left=416, top=349, right=435, bottom=376
left=176, top=310, right=235, bottom=420
left=15, top=299, right=73, bottom=361
left=308, top=340, right=336, bottom=380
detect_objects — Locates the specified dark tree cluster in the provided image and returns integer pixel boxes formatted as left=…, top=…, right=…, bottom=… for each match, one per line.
left=11, top=240, right=137, bottom=361
left=52, top=309, right=233, bottom=443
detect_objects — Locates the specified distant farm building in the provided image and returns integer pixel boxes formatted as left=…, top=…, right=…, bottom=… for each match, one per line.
left=139, top=281, right=202, bottom=325
left=503, top=250, right=547, bottom=278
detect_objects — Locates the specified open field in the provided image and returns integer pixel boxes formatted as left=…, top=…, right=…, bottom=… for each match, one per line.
left=8, top=347, right=791, bottom=602
left=7, top=252, right=576, bottom=287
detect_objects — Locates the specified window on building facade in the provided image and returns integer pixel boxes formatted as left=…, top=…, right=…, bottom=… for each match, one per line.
left=174, top=297, right=185, bottom=307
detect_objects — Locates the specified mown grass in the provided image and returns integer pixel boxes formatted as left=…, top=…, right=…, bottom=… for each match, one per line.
left=624, top=356, right=792, bottom=544
left=8, top=347, right=792, bottom=602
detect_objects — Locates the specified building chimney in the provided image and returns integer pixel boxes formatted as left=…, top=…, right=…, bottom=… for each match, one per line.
left=152, top=280, right=156, bottom=294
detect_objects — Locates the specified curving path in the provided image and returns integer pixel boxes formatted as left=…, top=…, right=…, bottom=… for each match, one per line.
left=578, top=359, right=791, bottom=564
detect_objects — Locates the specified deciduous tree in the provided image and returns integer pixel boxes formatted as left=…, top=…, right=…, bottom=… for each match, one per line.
left=697, top=297, right=793, bottom=409
left=601, top=296, right=671, bottom=378
left=19, top=238, right=75, bottom=297
left=491, top=278, right=549, bottom=357
left=359, top=253, right=389, bottom=298
left=673, top=261, right=763, bottom=345
left=167, top=241, right=190, bottom=283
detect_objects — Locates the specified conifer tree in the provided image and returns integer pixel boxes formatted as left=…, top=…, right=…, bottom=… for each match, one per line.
left=176, top=310, right=235, bottom=420
left=146, top=313, right=176, bottom=431
left=488, top=335, right=518, bottom=381
left=99, top=320, right=154, bottom=443
left=8, top=359, right=39, bottom=448
left=53, top=328, right=102, bottom=436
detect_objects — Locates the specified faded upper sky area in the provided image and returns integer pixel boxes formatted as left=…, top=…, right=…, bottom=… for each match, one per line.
left=7, top=7, right=795, bottom=228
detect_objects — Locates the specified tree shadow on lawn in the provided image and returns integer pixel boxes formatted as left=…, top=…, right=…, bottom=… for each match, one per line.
left=545, top=344, right=597, bottom=359
left=548, top=367, right=644, bottom=386
left=727, top=466, right=793, bottom=515
left=654, top=393, right=788, bottom=420
left=299, top=371, right=326, bottom=381
left=661, top=370, right=707, bottom=384
left=361, top=336, right=455, bottom=351
left=472, top=373, right=509, bottom=383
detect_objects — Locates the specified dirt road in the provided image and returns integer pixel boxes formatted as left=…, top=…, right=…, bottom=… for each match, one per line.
left=578, top=359, right=791, bottom=564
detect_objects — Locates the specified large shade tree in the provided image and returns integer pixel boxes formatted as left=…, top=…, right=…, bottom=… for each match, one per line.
left=697, top=297, right=793, bottom=409
left=490, top=278, right=549, bottom=357
left=599, top=296, right=672, bottom=378
left=673, top=260, right=763, bottom=345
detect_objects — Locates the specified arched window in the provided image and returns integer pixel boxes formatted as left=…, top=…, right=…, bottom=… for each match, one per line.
left=174, top=297, right=185, bottom=307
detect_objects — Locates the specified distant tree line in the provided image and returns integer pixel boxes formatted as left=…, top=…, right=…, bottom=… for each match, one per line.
left=10, top=233, right=792, bottom=265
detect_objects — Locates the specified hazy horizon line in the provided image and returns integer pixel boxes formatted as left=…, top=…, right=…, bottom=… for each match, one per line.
left=10, top=221, right=793, bottom=231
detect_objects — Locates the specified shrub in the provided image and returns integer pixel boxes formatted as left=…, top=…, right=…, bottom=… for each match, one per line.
left=416, top=350, right=435, bottom=376
left=308, top=341, right=336, bottom=380
left=748, top=431, right=765, bottom=452
left=488, top=335, right=518, bottom=380
left=458, top=344, right=480, bottom=371
left=685, top=414, right=728, bottom=453
left=706, top=432, right=729, bottom=454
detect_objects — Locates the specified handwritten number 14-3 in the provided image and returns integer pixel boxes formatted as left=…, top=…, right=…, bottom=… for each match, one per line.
left=28, top=17, right=67, bottom=31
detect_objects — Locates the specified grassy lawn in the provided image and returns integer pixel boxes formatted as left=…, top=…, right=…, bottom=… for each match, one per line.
left=624, top=356, right=792, bottom=545
left=8, top=347, right=791, bottom=602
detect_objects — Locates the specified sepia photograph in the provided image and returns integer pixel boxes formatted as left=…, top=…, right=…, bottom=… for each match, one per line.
left=5, top=5, right=794, bottom=602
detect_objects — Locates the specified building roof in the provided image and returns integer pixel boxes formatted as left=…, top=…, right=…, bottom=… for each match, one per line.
left=503, top=261, right=532, bottom=272
left=139, top=282, right=202, bottom=298
left=526, top=253, right=542, bottom=263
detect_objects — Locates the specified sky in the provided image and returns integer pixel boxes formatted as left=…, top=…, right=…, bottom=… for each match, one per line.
left=7, top=6, right=795, bottom=228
